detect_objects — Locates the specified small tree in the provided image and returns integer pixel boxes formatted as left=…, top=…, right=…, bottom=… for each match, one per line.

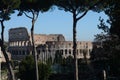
left=18, top=0, right=53, bottom=80
left=54, top=0, right=106, bottom=80
left=38, top=62, right=52, bottom=80
left=0, top=0, right=20, bottom=80
left=93, top=2, right=120, bottom=77
left=19, top=55, right=52, bottom=80
left=54, top=50, right=63, bottom=64
left=104, top=0, right=120, bottom=39
left=19, top=55, right=36, bottom=80
left=104, top=1, right=120, bottom=77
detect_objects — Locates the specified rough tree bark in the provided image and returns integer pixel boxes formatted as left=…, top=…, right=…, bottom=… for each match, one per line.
left=31, top=11, right=39, bottom=80
left=0, top=20, right=15, bottom=80
left=73, top=11, right=78, bottom=80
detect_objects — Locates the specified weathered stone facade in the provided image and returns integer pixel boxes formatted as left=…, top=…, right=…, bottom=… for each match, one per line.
left=8, top=27, right=93, bottom=61
left=36, top=41, right=93, bottom=62
left=8, top=27, right=31, bottom=60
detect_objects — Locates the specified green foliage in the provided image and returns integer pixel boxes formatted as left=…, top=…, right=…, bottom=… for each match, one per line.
left=54, top=1, right=107, bottom=80
left=54, top=0, right=107, bottom=13
left=0, top=1, right=20, bottom=80
left=46, top=56, right=53, bottom=65
left=18, top=1, right=54, bottom=80
left=64, top=56, right=74, bottom=73
left=19, top=55, right=35, bottom=80
left=56, top=56, right=74, bottom=73
left=54, top=50, right=63, bottom=64
left=94, top=16, right=110, bottom=42
left=0, top=0, right=20, bottom=21
left=11, top=60, right=20, bottom=69
left=19, top=0, right=53, bottom=12
left=1, top=62, right=7, bottom=70
left=93, top=1, right=120, bottom=78
left=0, top=0, right=20, bottom=10
left=18, top=55, right=52, bottom=80
left=38, top=62, right=52, bottom=80
left=97, top=17, right=110, bottom=33
left=105, top=0, right=120, bottom=38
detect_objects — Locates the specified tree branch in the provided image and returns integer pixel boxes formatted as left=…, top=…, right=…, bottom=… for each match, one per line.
left=23, top=12, right=33, bottom=19
left=35, top=12, right=39, bottom=21
left=89, top=0, right=104, bottom=10
left=76, top=0, right=104, bottom=21
left=76, top=11, right=88, bottom=21
left=68, top=0, right=75, bottom=12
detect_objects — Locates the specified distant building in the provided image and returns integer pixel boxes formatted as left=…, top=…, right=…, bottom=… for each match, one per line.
left=8, top=27, right=93, bottom=61
left=36, top=41, right=92, bottom=62
left=8, top=27, right=31, bottom=60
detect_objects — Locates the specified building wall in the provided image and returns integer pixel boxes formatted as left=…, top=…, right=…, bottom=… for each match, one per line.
left=8, top=27, right=93, bottom=62
left=36, top=41, right=93, bottom=62
left=33, top=34, right=65, bottom=45
left=8, top=27, right=32, bottom=60
left=9, top=27, right=29, bottom=42
left=8, top=27, right=66, bottom=60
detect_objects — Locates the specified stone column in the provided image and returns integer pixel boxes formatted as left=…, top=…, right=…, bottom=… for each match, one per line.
left=46, top=45, right=48, bottom=61
left=42, top=51, right=44, bottom=62
left=20, top=41, right=22, bottom=46
left=103, top=70, right=106, bottom=80
left=24, top=41, right=26, bottom=46
left=17, top=42, right=19, bottom=46
left=62, top=49, right=65, bottom=57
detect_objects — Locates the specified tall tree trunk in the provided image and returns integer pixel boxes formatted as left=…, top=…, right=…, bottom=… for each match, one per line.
left=0, top=20, right=15, bottom=80
left=31, top=19, right=39, bottom=80
left=73, top=13, right=78, bottom=80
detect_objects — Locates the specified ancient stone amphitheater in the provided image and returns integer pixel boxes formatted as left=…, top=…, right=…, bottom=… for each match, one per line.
left=8, top=27, right=93, bottom=62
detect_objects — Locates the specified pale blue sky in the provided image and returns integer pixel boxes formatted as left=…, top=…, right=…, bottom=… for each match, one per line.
left=3, top=8, right=108, bottom=41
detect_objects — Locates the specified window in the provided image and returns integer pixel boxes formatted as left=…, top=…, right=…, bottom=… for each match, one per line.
left=69, top=43, right=71, bottom=47
left=86, top=46, right=88, bottom=48
left=89, top=49, right=91, bottom=53
left=48, top=49, right=51, bottom=52
left=61, top=50, right=63, bottom=55
left=77, top=49, right=78, bottom=55
left=69, top=49, right=71, bottom=54
left=65, top=49, right=67, bottom=54
left=22, top=50, right=25, bottom=55
left=80, top=49, right=83, bottom=53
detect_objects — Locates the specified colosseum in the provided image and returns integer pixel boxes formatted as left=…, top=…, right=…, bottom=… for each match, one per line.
left=8, top=27, right=93, bottom=62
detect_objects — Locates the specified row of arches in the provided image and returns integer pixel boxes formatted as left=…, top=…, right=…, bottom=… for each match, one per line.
left=9, top=41, right=31, bottom=47
left=9, top=50, right=30, bottom=55
left=37, top=48, right=92, bottom=62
